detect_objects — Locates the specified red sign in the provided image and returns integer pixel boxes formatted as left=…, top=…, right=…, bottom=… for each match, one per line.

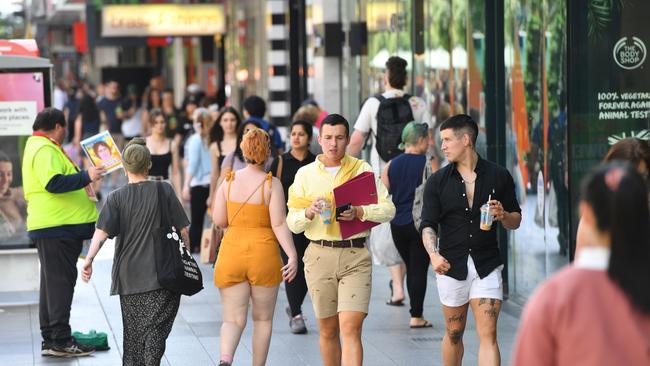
left=0, top=39, right=39, bottom=57
left=147, top=37, right=170, bottom=47
left=207, top=66, right=217, bottom=96
left=238, top=19, right=247, bottom=45
left=73, top=22, right=88, bottom=53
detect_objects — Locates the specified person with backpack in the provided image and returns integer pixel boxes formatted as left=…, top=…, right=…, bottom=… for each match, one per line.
left=380, top=122, right=432, bottom=328
left=348, top=56, right=433, bottom=306
left=242, top=95, right=285, bottom=156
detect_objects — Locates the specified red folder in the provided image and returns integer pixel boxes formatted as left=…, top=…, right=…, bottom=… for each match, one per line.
left=333, top=171, right=380, bottom=239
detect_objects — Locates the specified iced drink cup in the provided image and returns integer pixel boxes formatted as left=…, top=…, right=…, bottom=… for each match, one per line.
left=320, top=200, right=332, bottom=224
left=480, top=203, right=493, bottom=231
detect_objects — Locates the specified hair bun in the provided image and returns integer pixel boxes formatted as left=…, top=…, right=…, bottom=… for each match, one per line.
left=241, top=127, right=270, bottom=165
left=122, top=137, right=151, bottom=175
left=124, top=137, right=146, bottom=150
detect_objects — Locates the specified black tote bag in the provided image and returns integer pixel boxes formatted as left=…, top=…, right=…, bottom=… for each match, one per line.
left=153, top=182, right=203, bottom=296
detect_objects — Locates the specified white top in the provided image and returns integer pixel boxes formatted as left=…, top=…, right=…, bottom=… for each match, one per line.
left=354, top=90, right=432, bottom=175
left=121, top=108, right=143, bottom=138
left=574, top=246, right=610, bottom=271
left=324, top=166, right=341, bottom=178
left=53, top=87, right=68, bottom=111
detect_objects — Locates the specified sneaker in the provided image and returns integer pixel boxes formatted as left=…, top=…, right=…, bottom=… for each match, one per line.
left=41, top=340, right=55, bottom=356
left=289, top=314, right=307, bottom=334
left=48, top=338, right=95, bottom=357
left=218, top=361, right=232, bottom=366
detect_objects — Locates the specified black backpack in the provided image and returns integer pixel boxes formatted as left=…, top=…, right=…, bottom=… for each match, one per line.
left=374, top=94, right=414, bottom=162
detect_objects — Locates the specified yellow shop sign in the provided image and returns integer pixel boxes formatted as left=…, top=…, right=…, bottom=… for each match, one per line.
left=102, top=4, right=225, bottom=37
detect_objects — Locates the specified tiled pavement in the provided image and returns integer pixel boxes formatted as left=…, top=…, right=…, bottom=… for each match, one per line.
left=0, top=239, right=523, bottom=365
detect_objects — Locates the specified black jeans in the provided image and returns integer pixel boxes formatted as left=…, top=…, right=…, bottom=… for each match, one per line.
left=189, top=185, right=210, bottom=252
left=390, top=222, right=430, bottom=318
left=281, top=233, right=309, bottom=317
left=35, top=237, right=83, bottom=342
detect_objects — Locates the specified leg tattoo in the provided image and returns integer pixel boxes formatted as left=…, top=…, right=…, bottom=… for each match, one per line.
left=478, top=298, right=500, bottom=319
left=448, top=329, right=464, bottom=345
left=448, top=313, right=465, bottom=323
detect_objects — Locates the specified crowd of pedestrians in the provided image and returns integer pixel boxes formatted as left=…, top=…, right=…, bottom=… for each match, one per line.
left=21, top=56, right=650, bottom=366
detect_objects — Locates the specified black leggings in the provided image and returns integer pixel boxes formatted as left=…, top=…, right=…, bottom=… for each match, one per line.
left=189, top=185, right=210, bottom=252
left=390, top=222, right=430, bottom=318
left=281, top=233, right=309, bottom=317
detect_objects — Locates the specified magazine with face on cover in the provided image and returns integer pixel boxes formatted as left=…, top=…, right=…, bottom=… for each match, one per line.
left=80, top=131, right=124, bottom=175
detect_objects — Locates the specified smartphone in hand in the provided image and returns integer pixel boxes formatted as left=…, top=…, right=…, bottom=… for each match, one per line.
left=335, top=203, right=352, bottom=219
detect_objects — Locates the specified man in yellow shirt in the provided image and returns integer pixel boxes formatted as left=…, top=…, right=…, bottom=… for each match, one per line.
left=287, top=114, right=395, bottom=366
left=22, top=108, right=104, bottom=358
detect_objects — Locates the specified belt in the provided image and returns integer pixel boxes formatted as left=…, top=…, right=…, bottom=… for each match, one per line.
left=311, top=238, right=366, bottom=248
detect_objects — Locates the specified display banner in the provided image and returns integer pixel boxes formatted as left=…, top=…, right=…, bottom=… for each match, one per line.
left=102, top=4, right=225, bottom=37
left=568, top=0, right=650, bottom=216
left=0, top=72, right=46, bottom=247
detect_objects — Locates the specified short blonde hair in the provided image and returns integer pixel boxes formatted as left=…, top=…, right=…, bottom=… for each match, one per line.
left=292, top=105, right=319, bottom=125
left=241, top=128, right=270, bottom=165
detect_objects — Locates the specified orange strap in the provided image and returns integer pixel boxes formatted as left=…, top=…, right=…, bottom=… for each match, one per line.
left=229, top=174, right=269, bottom=224
left=226, top=171, right=235, bottom=201
left=260, top=172, right=273, bottom=205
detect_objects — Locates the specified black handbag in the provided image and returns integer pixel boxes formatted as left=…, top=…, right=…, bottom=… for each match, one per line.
left=153, top=182, right=203, bottom=296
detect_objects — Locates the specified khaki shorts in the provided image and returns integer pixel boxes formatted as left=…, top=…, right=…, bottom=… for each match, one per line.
left=303, top=243, right=372, bottom=319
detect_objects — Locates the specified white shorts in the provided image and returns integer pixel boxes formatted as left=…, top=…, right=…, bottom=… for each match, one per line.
left=435, top=255, right=503, bottom=307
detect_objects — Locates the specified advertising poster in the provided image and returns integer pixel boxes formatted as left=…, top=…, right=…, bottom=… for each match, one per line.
left=568, top=0, right=650, bottom=224
left=0, top=71, right=46, bottom=247
left=80, top=131, right=124, bottom=175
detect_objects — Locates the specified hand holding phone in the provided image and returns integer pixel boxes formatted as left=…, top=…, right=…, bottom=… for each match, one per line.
left=335, top=203, right=352, bottom=219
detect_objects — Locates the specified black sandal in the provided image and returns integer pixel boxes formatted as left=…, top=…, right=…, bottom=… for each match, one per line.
left=386, top=280, right=405, bottom=306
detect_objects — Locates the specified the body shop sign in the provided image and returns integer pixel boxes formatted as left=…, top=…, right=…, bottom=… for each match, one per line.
left=568, top=0, right=650, bottom=247
left=102, top=4, right=225, bottom=37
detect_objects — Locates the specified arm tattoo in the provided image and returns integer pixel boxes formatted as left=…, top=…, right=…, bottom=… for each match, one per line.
left=422, top=227, right=438, bottom=255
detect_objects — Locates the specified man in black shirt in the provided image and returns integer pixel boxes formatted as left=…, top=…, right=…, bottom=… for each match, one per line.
left=97, top=80, right=125, bottom=148
left=420, top=114, right=521, bottom=366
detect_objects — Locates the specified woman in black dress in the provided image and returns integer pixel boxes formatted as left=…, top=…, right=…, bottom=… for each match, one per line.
left=270, top=120, right=316, bottom=334
left=146, top=109, right=181, bottom=196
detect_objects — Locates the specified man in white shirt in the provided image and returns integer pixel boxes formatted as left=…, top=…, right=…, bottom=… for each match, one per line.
left=53, top=79, right=68, bottom=111
left=347, top=56, right=433, bottom=305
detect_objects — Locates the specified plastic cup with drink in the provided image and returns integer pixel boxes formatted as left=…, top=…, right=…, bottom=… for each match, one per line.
left=320, top=199, right=332, bottom=224
left=480, top=194, right=494, bottom=231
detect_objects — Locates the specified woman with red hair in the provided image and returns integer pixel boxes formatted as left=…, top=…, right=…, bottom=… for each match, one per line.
left=211, top=127, right=298, bottom=366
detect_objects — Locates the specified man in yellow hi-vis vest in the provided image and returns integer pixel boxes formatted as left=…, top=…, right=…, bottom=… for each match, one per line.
left=22, top=108, right=104, bottom=358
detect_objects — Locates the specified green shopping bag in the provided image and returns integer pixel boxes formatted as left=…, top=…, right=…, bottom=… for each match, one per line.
left=72, top=329, right=110, bottom=351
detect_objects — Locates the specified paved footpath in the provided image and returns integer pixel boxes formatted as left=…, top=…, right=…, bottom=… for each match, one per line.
left=0, top=240, right=522, bottom=365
